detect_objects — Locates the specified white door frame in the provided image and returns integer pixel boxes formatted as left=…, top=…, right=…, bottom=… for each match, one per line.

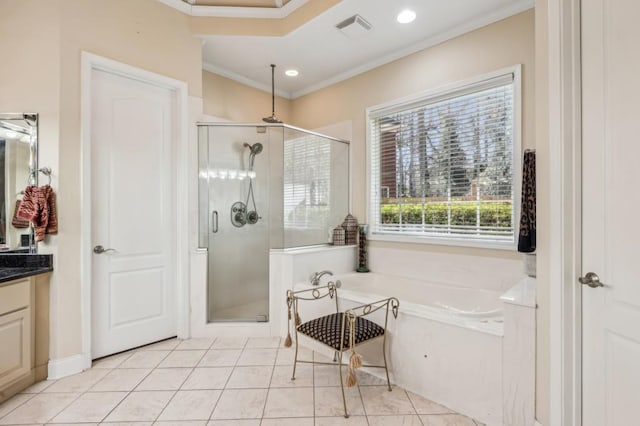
left=80, top=52, right=190, bottom=369
left=547, top=0, right=582, bottom=425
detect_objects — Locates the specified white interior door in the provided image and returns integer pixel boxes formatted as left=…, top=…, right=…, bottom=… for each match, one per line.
left=582, top=0, right=640, bottom=424
left=91, top=69, right=177, bottom=359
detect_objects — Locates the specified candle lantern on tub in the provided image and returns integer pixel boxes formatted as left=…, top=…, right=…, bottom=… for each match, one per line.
left=357, top=224, right=370, bottom=273
left=341, top=213, right=359, bottom=245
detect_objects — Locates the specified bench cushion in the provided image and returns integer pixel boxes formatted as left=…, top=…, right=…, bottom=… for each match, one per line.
left=296, top=312, right=385, bottom=351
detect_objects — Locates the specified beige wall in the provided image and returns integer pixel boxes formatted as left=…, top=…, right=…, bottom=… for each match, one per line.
left=202, top=71, right=292, bottom=123
left=291, top=10, right=535, bottom=260
left=535, top=0, right=549, bottom=424
left=1, top=0, right=202, bottom=360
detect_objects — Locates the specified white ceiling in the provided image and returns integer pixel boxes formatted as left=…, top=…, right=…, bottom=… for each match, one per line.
left=199, top=0, right=534, bottom=99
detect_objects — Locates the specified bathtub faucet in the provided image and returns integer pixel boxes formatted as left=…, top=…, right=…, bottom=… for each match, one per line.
left=309, top=270, right=333, bottom=286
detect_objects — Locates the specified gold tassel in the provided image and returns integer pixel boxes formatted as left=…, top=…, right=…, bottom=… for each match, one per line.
left=346, top=367, right=358, bottom=387
left=349, top=351, right=363, bottom=369
left=284, top=295, right=293, bottom=348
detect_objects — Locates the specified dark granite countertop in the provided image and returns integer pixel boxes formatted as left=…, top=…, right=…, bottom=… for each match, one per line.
left=0, top=254, right=53, bottom=284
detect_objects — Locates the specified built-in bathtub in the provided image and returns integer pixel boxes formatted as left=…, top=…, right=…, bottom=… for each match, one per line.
left=292, top=271, right=535, bottom=426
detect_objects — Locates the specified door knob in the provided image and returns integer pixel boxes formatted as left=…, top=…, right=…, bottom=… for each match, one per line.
left=579, top=272, right=604, bottom=288
left=93, top=245, right=115, bottom=254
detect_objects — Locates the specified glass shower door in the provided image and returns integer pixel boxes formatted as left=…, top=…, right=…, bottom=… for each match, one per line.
left=199, top=125, right=270, bottom=322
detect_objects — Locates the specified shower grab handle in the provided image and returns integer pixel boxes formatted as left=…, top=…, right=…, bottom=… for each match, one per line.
left=212, top=210, right=218, bottom=233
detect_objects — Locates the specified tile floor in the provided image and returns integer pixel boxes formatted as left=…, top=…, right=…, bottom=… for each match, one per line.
left=0, top=337, right=484, bottom=426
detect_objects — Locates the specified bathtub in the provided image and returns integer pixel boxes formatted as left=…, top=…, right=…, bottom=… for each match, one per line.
left=293, top=272, right=507, bottom=425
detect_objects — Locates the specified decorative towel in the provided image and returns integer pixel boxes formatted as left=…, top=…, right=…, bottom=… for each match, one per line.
left=517, top=150, right=536, bottom=253
left=17, top=185, right=58, bottom=242
left=11, top=200, right=29, bottom=228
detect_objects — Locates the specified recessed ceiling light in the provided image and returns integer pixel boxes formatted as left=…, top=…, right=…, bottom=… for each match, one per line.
left=285, top=69, right=299, bottom=77
left=397, top=9, right=416, bottom=24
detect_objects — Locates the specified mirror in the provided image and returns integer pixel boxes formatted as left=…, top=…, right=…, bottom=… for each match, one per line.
left=0, top=113, right=38, bottom=253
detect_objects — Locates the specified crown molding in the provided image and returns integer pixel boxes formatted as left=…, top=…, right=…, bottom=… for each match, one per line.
left=203, top=62, right=293, bottom=99
left=157, top=0, right=309, bottom=18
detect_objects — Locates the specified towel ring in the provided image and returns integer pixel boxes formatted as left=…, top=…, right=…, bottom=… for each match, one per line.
left=28, top=167, right=52, bottom=186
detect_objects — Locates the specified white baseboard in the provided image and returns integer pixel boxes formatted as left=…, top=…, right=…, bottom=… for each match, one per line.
left=535, top=421, right=544, bottom=426
left=47, top=353, right=90, bottom=380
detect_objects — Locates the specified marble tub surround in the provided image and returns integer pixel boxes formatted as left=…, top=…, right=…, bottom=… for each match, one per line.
left=0, top=337, right=484, bottom=425
left=0, top=254, right=53, bottom=283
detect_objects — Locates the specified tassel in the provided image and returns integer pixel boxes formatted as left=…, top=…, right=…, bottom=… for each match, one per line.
left=295, top=312, right=301, bottom=326
left=349, top=351, right=363, bottom=369
left=284, top=332, right=292, bottom=348
left=346, top=367, right=358, bottom=387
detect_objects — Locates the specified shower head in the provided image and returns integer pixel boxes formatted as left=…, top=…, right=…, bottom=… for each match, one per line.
left=244, top=142, right=263, bottom=171
left=244, top=142, right=263, bottom=155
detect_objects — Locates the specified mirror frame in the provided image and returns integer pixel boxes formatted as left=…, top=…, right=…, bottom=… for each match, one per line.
left=0, top=113, right=39, bottom=253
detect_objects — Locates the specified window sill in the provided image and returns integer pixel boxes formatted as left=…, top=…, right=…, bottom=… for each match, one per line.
left=368, top=232, right=516, bottom=251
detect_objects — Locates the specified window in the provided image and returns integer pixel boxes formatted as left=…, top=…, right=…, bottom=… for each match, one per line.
left=367, top=67, right=520, bottom=247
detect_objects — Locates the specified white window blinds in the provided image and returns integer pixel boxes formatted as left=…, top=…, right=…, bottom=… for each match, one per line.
left=368, top=72, right=517, bottom=244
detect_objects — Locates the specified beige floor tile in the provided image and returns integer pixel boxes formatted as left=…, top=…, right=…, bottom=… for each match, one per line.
left=275, top=346, right=313, bottom=365
left=43, top=369, right=110, bottom=393
left=0, top=393, right=33, bottom=418
left=155, top=422, right=207, bottom=426
left=157, top=390, right=221, bottom=421
left=407, top=391, right=453, bottom=415
left=46, top=423, right=97, bottom=426
left=0, top=393, right=79, bottom=424
left=136, top=368, right=192, bottom=391
left=159, top=351, right=206, bottom=368
left=98, top=422, right=152, bottom=426
left=260, top=418, right=314, bottom=426
left=119, top=350, right=171, bottom=369
left=207, top=420, right=260, bottom=426
left=141, top=338, right=180, bottom=351
left=91, top=351, right=135, bottom=369
left=314, top=365, right=343, bottom=387
left=368, top=415, right=424, bottom=425
left=91, top=368, right=151, bottom=391
left=226, top=366, right=273, bottom=389
left=210, top=389, right=268, bottom=420
left=50, top=391, right=127, bottom=423
left=360, top=386, right=415, bottom=416
left=181, top=367, right=233, bottom=390
left=420, top=414, right=477, bottom=426
left=210, top=337, right=247, bottom=349
left=236, top=349, right=277, bottom=366
left=314, top=416, right=368, bottom=426
left=270, top=365, right=312, bottom=388
left=355, top=370, right=389, bottom=386
left=262, top=387, right=314, bottom=418
left=176, top=339, right=215, bottom=351
left=244, top=337, right=281, bottom=349
left=198, top=350, right=241, bottom=367
left=313, top=351, right=337, bottom=363
left=21, top=380, right=56, bottom=394
left=104, top=391, right=175, bottom=422
left=314, top=386, right=364, bottom=417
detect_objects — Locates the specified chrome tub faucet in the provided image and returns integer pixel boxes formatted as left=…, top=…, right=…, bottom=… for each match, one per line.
left=310, top=270, right=333, bottom=286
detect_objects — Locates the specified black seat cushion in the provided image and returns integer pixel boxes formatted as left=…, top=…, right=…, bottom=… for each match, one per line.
left=297, top=312, right=385, bottom=351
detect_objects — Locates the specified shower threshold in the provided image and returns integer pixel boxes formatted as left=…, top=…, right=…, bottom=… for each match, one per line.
left=210, top=298, right=269, bottom=323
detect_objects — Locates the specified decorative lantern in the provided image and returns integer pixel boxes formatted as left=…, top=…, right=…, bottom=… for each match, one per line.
left=332, top=226, right=346, bottom=246
left=341, top=214, right=359, bottom=245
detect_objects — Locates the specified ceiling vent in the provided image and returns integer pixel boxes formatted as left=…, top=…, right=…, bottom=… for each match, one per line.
left=336, top=14, right=372, bottom=39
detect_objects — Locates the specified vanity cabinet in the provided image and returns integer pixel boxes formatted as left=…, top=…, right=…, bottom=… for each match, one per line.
left=0, top=274, right=49, bottom=402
